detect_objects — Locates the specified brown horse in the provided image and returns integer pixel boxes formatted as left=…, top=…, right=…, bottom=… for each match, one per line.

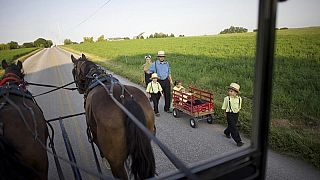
left=71, top=54, right=156, bottom=179
left=0, top=60, right=48, bottom=180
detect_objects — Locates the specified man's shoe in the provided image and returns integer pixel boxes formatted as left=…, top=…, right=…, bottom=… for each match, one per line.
left=237, top=142, right=244, bottom=147
left=155, top=113, right=160, bottom=117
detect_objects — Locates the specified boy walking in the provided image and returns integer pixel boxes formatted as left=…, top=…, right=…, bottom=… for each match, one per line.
left=222, top=83, right=244, bottom=147
left=146, top=73, right=163, bottom=116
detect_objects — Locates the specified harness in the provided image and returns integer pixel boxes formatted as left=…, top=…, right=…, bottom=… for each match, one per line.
left=228, top=96, right=241, bottom=113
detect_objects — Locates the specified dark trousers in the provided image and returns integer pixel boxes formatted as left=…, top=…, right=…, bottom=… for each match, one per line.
left=158, top=78, right=171, bottom=111
left=144, top=72, right=151, bottom=87
left=224, top=112, right=242, bottom=143
left=150, top=93, right=161, bottom=113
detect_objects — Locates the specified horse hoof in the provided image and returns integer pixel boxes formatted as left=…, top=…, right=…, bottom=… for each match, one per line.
left=102, top=157, right=111, bottom=169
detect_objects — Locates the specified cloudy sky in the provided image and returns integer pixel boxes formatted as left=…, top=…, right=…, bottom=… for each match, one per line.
left=0, top=0, right=319, bottom=44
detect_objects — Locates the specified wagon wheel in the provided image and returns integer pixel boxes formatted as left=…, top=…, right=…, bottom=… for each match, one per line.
left=190, top=118, right=197, bottom=128
left=207, top=114, right=214, bottom=124
left=172, top=108, right=180, bottom=118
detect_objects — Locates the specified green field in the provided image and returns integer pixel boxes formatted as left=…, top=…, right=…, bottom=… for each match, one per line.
left=62, top=27, right=319, bottom=168
left=0, top=47, right=40, bottom=77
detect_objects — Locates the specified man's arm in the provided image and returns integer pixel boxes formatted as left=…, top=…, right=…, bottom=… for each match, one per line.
left=148, top=62, right=155, bottom=74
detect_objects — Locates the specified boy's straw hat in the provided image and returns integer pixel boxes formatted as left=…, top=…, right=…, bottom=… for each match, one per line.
left=227, top=83, right=240, bottom=93
left=157, top=51, right=165, bottom=57
left=150, top=73, right=160, bottom=80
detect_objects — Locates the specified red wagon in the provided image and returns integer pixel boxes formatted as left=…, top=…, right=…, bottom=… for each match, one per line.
left=172, top=87, right=215, bottom=128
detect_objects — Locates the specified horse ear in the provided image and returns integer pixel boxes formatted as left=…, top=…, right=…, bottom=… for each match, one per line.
left=71, top=55, right=77, bottom=63
left=82, top=54, right=86, bottom=60
left=17, top=61, right=23, bottom=70
left=2, top=60, right=8, bottom=69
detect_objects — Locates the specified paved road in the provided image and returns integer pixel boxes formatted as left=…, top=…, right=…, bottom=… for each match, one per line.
left=22, top=47, right=319, bottom=179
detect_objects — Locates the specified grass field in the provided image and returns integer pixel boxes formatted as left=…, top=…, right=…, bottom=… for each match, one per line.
left=0, top=47, right=40, bottom=77
left=61, top=27, right=318, bottom=168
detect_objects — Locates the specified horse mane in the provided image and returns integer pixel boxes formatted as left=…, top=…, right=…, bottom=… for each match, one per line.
left=0, top=136, right=38, bottom=179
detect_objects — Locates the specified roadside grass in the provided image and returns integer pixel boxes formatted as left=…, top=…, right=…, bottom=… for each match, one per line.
left=61, top=27, right=320, bottom=168
left=0, top=47, right=41, bottom=77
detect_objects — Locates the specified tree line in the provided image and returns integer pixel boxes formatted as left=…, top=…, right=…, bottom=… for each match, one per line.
left=0, top=38, right=53, bottom=50
left=220, top=26, right=248, bottom=34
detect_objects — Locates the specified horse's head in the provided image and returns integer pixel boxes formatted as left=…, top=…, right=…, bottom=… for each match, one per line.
left=1, top=60, right=25, bottom=82
left=71, top=54, right=91, bottom=94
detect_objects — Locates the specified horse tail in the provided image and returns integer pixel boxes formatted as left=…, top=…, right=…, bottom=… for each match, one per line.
left=0, top=136, right=38, bottom=179
left=124, top=98, right=155, bottom=179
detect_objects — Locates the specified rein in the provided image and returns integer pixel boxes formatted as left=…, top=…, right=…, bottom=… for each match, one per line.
left=93, top=74, right=197, bottom=180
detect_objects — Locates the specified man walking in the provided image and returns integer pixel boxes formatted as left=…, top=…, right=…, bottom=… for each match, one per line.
left=148, top=51, right=173, bottom=113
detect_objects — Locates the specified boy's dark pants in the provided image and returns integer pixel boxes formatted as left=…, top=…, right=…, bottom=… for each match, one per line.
left=150, top=93, right=161, bottom=113
left=224, top=112, right=242, bottom=143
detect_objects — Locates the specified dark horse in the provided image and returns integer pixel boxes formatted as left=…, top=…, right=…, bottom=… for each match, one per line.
left=71, top=54, right=156, bottom=179
left=0, top=60, right=48, bottom=179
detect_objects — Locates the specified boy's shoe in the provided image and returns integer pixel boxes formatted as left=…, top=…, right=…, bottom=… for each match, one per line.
left=155, top=113, right=160, bottom=117
left=237, top=142, right=244, bottom=147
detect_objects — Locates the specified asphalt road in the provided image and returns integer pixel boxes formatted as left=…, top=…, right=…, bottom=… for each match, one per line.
left=22, top=47, right=319, bottom=180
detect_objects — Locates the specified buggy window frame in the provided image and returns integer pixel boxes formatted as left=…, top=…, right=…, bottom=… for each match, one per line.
left=157, top=0, right=283, bottom=179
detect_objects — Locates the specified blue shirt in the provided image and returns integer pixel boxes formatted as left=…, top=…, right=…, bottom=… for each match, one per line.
left=148, top=60, right=171, bottom=80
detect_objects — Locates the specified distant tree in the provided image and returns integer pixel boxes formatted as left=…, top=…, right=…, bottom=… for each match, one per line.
left=179, top=35, right=185, bottom=37
left=253, top=29, right=258, bottom=32
left=64, top=39, right=72, bottom=45
left=96, top=35, right=105, bottom=42
left=8, top=41, right=19, bottom=49
left=83, top=37, right=94, bottom=43
left=140, top=36, right=144, bottom=39
left=170, top=33, right=175, bottom=37
left=47, top=40, right=53, bottom=47
left=149, top=34, right=154, bottom=38
left=34, top=38, right=48, bottom=47
left=124, top=37, right=130, bottom=40
left=22, top=42, right=34, bottom=48
left=220, top=26, right=248, bottom=34
left=280, top=27, right=288, bottom=30
left=0, top=43, right=10, bottom=50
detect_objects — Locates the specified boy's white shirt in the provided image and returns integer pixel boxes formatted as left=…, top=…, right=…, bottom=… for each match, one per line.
left=222, top=96, right=242, bottom=113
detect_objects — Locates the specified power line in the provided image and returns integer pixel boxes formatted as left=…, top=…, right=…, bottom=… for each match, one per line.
left=68, top=0, right=112, bottom=32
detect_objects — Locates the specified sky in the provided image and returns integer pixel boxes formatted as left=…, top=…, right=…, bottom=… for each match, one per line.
left=0, top=0, right=319, bottom=45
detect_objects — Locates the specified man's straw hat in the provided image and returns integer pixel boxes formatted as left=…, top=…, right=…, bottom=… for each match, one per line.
left=227, top=83, right=240, bottom=93
left=157, top=51, right=165, bottom=57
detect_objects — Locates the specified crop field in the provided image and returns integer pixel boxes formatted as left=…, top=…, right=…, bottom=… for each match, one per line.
left=63, top=27, right=319, bottom=168
left=0, top=47, right=40, bottom=77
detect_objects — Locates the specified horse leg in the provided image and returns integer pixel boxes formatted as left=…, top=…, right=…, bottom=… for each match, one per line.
left=98, top=128, right=128, bottom=179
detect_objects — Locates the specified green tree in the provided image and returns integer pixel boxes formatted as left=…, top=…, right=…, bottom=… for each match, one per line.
left=96, top=35, right=105, bottom=42
left=64, top=39, right=72, bottom=45
left=34, top=38, right=48, bottom=47
left=83, top=37, right=94, bottom=43
left=219, top=26, right=248, bottom=34
left=22, top=42, right=34, bottom=48
left=47, top=40, right=53, bottom=47
left=8, top=41, right=19, bottom=49
left=140, top=36, right=144, bottom=39
left=149, top=34, right=154, bottom=38
left=170, top=33, right=175, bottom=37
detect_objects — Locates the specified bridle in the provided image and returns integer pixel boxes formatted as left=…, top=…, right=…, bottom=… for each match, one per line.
left=72, top=60, right=87, bottom=94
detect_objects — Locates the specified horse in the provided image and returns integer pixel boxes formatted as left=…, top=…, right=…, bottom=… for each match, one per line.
left=0, top=60, right=49, bottom=180
left=71, top=54, right=156, bottom=179
left=0, top=136, right=38, bottom=180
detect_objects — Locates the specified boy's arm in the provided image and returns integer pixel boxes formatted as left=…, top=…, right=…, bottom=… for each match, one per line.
left=221, top=97, right=228, bottom=117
